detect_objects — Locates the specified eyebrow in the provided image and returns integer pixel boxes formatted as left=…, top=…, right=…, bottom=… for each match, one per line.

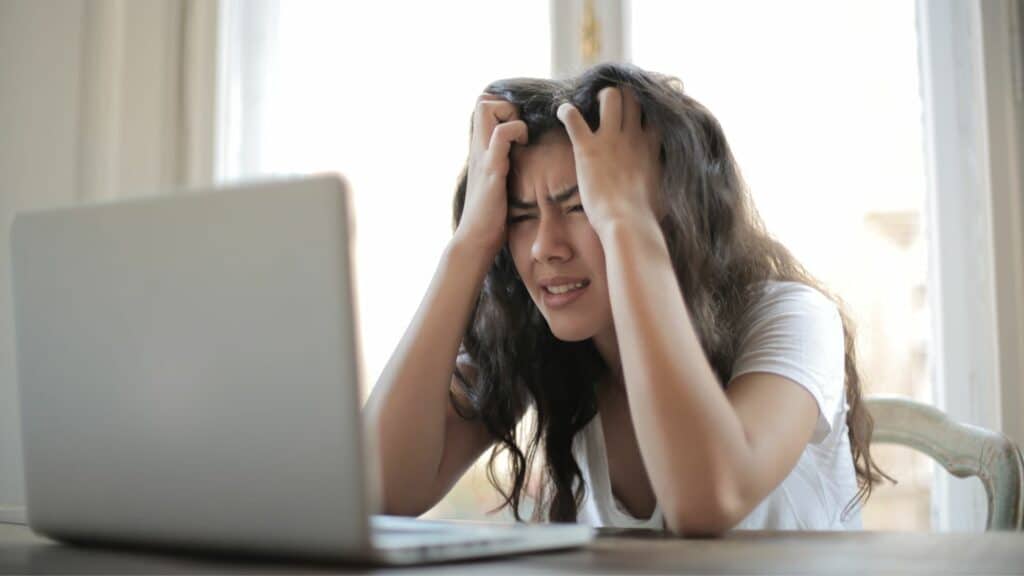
left=508, top=185, right=579, bottom=210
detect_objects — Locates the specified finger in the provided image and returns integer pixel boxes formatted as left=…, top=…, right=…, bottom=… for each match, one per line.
left=473, top=98, right=518, bottom=149
left=620, top=85, right=640, bottom=132
left=597, top=86, right=623, bottom=133
left=556, top=102, right=591, bottom=147
left=477, top=100, right=517, bottom=127
left=472, top=94, right=503, bottom=131
left=476, top=93, right=517, bottom=121
left=488, top=120, right=528, bottom=157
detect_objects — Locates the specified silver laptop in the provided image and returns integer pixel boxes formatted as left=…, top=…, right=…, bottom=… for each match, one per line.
left=9, top=174, right=593, bottom=564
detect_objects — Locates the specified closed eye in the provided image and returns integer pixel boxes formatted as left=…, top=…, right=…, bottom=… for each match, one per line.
left=508, top=214, right=536, bottom=224
left=508, top=205, right=582, bottom=224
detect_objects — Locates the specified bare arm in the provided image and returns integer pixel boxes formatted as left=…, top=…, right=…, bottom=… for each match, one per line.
left=364, top=94, right=529, bottom=516
left=599, top=217, right=817, bottom=535
left=364, top=240, right=496, bottom=516
left=557, top=87, right=818, bottom=536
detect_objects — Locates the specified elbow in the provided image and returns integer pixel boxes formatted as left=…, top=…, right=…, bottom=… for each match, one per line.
left=379, top=500, right=426, bottom=518
left=378, top=489, right=434, bottom=518
left=663, top=484, right=746, bottom=537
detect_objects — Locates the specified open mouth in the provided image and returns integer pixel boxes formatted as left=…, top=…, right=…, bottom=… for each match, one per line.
left=543, top=279, right=590, bottom=295
left=540, top=278, right=591, bottom=309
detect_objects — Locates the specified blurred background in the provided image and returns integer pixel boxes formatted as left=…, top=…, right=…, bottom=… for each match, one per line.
left=2, top=0, right=1022, bottom=532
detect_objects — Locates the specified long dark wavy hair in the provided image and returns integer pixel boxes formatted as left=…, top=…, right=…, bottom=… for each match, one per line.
left=450, top=62, right=892, bottom=524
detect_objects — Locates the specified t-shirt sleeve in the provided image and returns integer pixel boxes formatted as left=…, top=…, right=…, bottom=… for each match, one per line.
left=727, top=283, right=847, bottom=445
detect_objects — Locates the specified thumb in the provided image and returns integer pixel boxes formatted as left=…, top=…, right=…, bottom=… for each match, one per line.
left=557, top=102, right=591, bottom=147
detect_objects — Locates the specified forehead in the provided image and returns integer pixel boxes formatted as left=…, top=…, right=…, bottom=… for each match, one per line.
left=509, top=131, right=576, bottom=200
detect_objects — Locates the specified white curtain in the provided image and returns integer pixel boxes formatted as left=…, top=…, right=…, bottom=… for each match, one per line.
left=0, top=0, right=218, bottom=519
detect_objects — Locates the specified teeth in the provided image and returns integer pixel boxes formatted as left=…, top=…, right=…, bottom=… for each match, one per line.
left=546, top=281, right=586, bottom=295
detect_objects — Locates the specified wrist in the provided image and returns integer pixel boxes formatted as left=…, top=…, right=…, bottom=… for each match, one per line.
left=593, top=209, right=663, bottom=247
left=446, top=234, right=501, bottom=271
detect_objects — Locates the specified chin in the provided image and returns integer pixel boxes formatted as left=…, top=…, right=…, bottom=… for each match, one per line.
left=546, top=318, right=600, bottom=342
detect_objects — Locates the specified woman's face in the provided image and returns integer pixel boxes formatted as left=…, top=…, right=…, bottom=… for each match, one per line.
left=507, top=130, right=613, bottom=342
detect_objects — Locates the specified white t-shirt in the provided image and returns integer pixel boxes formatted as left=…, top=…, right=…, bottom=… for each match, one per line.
left=574, top=281, right=862, bottom=531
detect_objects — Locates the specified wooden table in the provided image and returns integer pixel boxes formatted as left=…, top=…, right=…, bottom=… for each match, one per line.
left=2, top=522, right=1023, bottom=574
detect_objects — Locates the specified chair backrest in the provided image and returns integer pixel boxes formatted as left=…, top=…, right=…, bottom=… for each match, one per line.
left=866, top=396, right=1024, bottom=531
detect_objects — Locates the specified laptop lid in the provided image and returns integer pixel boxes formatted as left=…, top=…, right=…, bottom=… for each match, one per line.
left=10, top=175, right=376, bottom=558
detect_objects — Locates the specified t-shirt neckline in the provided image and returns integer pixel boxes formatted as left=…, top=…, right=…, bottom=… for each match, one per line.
left=590, top=412, right=663, bottom=526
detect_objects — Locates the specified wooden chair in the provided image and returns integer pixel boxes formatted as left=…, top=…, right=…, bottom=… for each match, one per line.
left=865, top=395, right=1024, bottom=531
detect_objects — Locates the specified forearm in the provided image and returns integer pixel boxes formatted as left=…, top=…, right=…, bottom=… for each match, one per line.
left=364, top=239, right=493, bottom=511
left=598, top=216, right=752, bottom=533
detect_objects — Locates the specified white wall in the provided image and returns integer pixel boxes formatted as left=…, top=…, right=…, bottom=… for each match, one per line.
left=0, top=0, right=87, bottom=511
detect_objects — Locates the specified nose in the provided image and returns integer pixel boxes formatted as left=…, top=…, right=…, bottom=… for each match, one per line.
left=531, top=214, right=572, bottom=263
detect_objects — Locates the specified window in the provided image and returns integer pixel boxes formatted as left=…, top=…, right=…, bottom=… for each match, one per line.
left=219, top=0, right=943, bottom=528
left=219, top=0, right=550, bottom=396
left=217, top=0, right=550, bottom=520
left=629, top=0, right=931, bottom=530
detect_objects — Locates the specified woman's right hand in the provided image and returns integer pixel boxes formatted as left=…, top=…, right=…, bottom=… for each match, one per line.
left=453, top=94, right=528, bottom=257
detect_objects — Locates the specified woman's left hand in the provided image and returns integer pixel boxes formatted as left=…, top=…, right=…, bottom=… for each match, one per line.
left=556, top=85, right=662, bottom=238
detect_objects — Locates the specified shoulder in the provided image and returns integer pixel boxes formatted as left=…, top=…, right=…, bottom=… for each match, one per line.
left=731, top=281, right=847, bottom=443
left=738, top=281, right=843, bottom=346
left=746, top=281, right=840, bottom=318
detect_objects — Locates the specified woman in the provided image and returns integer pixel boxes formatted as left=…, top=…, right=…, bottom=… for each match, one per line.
left=365, top=62, right=890, bottom=535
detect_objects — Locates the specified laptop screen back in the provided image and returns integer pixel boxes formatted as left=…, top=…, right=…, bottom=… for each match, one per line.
left=10, top=175, right=373, bottom=557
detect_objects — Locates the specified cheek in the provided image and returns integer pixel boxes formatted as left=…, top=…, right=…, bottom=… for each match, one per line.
left=507, top=229, right=532, bottom=276
left=572, top=222, right=607, bottom=271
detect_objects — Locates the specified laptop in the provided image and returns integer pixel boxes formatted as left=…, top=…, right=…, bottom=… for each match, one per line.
left=9, top=174, right=593, bottom=564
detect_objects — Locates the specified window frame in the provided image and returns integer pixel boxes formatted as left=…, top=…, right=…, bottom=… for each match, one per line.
left=917, top=0, right=1024, bottom=531
left=562, top=0, right=1024, bottom=531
